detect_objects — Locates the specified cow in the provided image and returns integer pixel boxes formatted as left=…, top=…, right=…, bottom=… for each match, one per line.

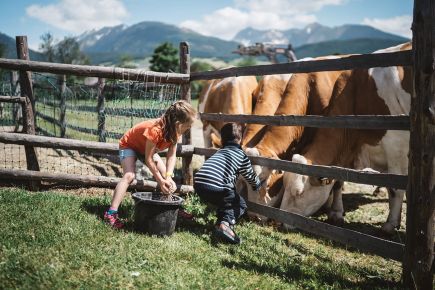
left=198, top=76, right=258, bottom=148
left=242, top=74, right=293, bottom=148
left=242, top=69, right=344, bottom=212
left=280, top=42, right=416, bottom=234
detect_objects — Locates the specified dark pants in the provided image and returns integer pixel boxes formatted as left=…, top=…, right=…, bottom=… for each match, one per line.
left=194, top=183, right=247, bottom=225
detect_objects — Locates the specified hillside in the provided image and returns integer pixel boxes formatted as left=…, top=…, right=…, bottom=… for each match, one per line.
left=294, top=38, right=409, bottom=59
left=0, top=21, right=410, bottom=65
left=0, top=32, right=45, bottom=61
left=233, top=23, right=408, bottom=47
left=78, top=21, right=240, bottom=63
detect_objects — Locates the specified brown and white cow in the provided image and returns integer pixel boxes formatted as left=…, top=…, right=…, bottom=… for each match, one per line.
left=198, top=76, right=258, bottom=148
left=281, top=43, right=418, bottom=233
left=242, top=74, right=293, bottom=148
left=243, top=68, right=344, bottom=210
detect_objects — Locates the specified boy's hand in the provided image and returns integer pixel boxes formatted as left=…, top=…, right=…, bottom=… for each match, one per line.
left=255, top=179, right=267, bottom=192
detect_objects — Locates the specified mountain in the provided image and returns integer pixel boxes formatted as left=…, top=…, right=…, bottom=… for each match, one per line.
left=0, top=32, right=46, bottom=61
left=78, top=21, right=240, bottom=64
left=294, top=38, right=409, bottom=59
left=233, top=23, right=408, bottom=47
left=1, top=21, right=410, bottom=65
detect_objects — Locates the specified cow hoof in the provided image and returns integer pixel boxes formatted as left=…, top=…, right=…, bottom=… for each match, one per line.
left=381, top=222, right=399, bottom=234
left=327, top=212, right=344, bottom=226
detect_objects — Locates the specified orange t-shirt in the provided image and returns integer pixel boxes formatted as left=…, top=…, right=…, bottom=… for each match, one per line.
left=119, top=118, right=173, bottom=154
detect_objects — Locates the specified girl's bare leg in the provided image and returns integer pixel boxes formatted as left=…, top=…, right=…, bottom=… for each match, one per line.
left=110, top=156, right=136, bottom=209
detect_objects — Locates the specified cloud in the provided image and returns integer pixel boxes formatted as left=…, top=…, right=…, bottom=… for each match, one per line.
left=180, top=0, right=344, bottom=40
left=362, top=15, right=412, bottom=38
left=26, top=0, right=128, bottom=33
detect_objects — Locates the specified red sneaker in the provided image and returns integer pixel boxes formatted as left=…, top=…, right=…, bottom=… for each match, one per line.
left=104, top=211, right=124, bottom=229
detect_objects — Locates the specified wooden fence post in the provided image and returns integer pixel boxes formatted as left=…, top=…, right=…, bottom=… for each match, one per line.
left=403, top=0, right=435, bottom=288
left=97, top=77, right=106, bottom=142
left=16, top=36, right=40, bottom=190
left=179, top=42, right=193, bottom=186
left=58, top=75, right=67, bottom=138
left=10, top=71, right=21, bottom=132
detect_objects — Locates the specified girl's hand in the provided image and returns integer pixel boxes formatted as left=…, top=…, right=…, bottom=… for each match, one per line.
left=166, top=177, right=177, bottom=194
left=159, top=179, right=173, bottom=195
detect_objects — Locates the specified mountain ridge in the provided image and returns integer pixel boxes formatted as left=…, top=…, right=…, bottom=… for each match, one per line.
left=0, top=21, right=409, bottom=64
left=233, top=22, right=408, bottom=47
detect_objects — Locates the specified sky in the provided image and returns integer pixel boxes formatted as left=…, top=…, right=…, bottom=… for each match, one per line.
left=0, top=0, right=414, bottom=50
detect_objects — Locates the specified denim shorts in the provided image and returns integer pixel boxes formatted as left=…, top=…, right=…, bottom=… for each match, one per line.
left=119, top=148, right=137, bottom=162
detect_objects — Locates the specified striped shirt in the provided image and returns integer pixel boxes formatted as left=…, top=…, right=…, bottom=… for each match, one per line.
left=194, top=142, right=261, bottom=191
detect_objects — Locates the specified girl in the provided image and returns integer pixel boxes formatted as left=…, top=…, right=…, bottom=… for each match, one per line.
left=105, top=100, right=196, bottom=229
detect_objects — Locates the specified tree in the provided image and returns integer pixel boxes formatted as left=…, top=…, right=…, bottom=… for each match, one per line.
left=119, top=54, right=137, bottom=68
left=0, top=43, right=5, bottom=80
left=39, top=32, right=56, bottom=62
left=190, top=60, right=215, bottom=99
left=190, top=60, right=214, bottom=73
left=0, top=43, right=5, bottom=58
left=236, top=57, right=257, bottom=67
left=149, top=42, right=178, bottom=72
left=56, top=37, right=89, bottom=64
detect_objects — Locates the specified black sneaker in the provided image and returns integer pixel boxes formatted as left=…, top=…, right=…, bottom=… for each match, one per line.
left=214, top=221, right=241, bottom=244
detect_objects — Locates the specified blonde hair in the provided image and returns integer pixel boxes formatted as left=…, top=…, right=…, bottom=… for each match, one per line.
left=162, top=100, right=196, bottom=144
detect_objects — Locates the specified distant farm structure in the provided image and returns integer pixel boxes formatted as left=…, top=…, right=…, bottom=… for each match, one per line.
left=233, top=43, right=297, bottom=64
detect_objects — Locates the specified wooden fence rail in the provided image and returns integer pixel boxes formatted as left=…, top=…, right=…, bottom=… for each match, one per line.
left=191, top=50, right=412, bottom=80
left=0, top=132, right=195, bottom=157
left=0, top=132, right=407, bottom=189
left=200, top=113, right=410, bottom=130
left=194, top=147, right=408, bottom=189
left=0, top=168, right=194, bottom=194
left=0, top=96, right=26, bottom=103
left=0, top=58, right=190, bottom=84
left=246, top=201, right=404, bottom=262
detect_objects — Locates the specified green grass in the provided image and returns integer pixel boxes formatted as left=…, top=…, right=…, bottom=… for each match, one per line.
left=0, top=187, right=403, bottom=289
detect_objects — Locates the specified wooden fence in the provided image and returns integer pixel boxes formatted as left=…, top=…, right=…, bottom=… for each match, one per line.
left=0, top=0, right=433, bottom=287
left=191, top=2, right=434, bottom=288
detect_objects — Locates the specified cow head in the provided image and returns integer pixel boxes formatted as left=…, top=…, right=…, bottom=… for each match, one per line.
left=280, top=154, right=335, bottom=217
left=243, top=147, right=283, bottom=208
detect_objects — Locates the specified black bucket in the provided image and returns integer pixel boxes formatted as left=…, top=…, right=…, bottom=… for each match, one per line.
left=132, top=192, right=184, bottom=236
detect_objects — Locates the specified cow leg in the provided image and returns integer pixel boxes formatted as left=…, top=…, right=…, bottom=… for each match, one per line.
left=380, top=131, right=408, bottom=234
left=381, top=188, right=405, bottom=233
left=327, top=180, right=345, bottom=226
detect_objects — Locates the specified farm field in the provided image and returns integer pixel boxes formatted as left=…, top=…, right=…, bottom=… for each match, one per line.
left=0, top=84, right=412, bottom=288
left=0, top=187, right=404, bottom=289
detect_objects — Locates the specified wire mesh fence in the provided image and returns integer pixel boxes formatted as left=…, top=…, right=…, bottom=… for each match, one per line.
left=0, top=70, right=185, bottom=182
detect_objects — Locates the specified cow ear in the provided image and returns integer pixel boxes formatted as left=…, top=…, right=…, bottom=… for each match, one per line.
left=210, top=132, right=222, bottom=148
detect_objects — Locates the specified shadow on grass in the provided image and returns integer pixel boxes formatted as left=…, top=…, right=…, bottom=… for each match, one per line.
left=341, top=192, right=389, bottom=213
left=220, top=229, right=402, bottom=289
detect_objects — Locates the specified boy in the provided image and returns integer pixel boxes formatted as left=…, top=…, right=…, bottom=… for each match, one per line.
left=194, top=123, right=261, bottom=244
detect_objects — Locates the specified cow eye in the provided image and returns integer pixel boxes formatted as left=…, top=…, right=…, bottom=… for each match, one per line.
left=308, top=176, right=332, bottom=186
